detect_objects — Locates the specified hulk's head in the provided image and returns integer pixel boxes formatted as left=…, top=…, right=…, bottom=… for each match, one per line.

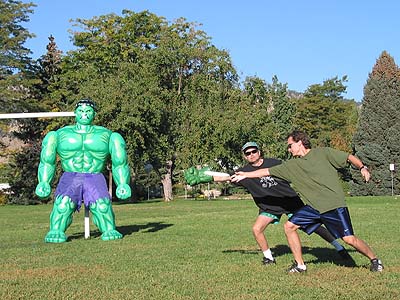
left=74, top=99, right=96, bottom=125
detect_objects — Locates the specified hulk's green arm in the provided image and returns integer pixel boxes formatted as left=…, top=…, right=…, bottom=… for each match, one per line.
left=37, top=131, right=58, bottom=185
left=109, top=132, right=130, bottom=186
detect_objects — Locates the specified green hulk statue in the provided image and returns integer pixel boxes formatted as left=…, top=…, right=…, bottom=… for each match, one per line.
left=35, top=99, right=131, bottom=243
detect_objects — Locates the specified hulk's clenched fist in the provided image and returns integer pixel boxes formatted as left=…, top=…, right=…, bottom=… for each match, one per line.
left=184, top=166, right=213, bottom=186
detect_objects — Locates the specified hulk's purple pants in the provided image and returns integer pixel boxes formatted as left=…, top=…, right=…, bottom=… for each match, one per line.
left=55, top=172, right=111, bottom=212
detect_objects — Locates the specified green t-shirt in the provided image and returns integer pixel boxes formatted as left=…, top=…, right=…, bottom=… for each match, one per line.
left=269, top=147, right=349, bottom=213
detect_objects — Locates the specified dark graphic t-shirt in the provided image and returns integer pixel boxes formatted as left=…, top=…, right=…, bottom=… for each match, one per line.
left=236, top=158, right=304, bottom=215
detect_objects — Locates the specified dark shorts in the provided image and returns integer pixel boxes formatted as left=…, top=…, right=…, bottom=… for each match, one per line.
left=288, top=205, right=354, bottom=239
left=259, top=210, right=294, bottom=225
left=255, top=196, right=304, bottom=225
left=55, top=172, right=111, bottom=211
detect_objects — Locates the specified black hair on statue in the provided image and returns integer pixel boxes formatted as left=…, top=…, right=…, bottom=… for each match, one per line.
left=75, top=99, right=97, bottom=111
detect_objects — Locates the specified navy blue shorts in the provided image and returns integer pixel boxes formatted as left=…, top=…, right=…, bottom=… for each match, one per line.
left=288, top=205, right=354, bottom=239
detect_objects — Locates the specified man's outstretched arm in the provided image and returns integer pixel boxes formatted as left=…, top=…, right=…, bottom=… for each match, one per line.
left=231, top=168, right=271, bottom=183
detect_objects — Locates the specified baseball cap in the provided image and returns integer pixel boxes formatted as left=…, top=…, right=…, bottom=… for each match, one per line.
left=241, top=142, right=259, bottom=152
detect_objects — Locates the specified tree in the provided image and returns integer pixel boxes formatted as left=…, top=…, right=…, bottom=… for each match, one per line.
left=45, top=10, right=240, bottom=201
left=233, top=75, right=296, bottom=160
left=0, top=0, right=49, bottom=204
left=352, top=51, right=400, bottom=195
left=293, top=76, right=357, bottom=151
left=7, top=36, right=67, bottom=204
left=34, top=35, right=63, bottom=108
left=268, top=76, right=296, bottom=158
left=0, top=0, right=36, bottom=111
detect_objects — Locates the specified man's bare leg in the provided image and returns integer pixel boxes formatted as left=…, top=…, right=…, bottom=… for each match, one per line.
left=253, top=215, right=275, bottom=264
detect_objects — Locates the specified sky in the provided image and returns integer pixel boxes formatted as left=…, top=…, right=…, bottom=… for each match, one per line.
left=22, top=0, right=400, bottom=102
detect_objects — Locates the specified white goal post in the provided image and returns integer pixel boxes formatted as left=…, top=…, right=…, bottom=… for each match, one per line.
left=0, top=112, right=75, bottom=119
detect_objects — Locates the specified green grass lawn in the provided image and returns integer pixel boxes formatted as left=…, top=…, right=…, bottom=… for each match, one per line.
left=1, top=196, right=399, bottom=300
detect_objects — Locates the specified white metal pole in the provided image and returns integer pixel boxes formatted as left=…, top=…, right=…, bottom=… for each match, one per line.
left=391, top=172, right=394, bottom=196
left=390, top=164, right=395, bottom=196
left=108, top=166, right=113, bottom=198
left=0, top=111, right=74, bottom=119
left=84, top=206, right=90, bottom=239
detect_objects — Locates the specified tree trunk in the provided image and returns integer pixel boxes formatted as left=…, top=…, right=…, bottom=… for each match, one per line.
left=161, top=159, right=173, bottom=202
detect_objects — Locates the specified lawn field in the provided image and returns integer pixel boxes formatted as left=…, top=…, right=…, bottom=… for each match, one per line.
left=1, top=196, right=399, bottom=300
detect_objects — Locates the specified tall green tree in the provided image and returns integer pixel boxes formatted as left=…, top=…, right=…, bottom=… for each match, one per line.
left=235, top=75, right=296, bottom=160
left=6, top=34, right=63, bottom=204
left=268, top=76, right=296, bottom=158
left=0, top=0, right=36, bottom=111
left=352, top=51, right=400, bottom=196
left=34, top=35, right=63, bottom=108
left=293, top=76, right=357, bottom=151
left=46, top=10, right=239, bottom=201
left=0, top=0, right=49, bottom=204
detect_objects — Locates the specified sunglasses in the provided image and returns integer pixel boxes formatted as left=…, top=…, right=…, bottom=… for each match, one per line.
left=244, top=149, right=258, bottom=156
left=287, top=140, right=299, bottom=149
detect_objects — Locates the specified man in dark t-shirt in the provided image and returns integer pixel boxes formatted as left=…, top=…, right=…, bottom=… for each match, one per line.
left=236, top=156, right=304, bottom=217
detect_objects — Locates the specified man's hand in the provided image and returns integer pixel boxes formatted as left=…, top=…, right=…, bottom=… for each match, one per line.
left=230, top=172, right=247, bottom=183
left=361, top=168, right=371, bottom=182
left=184, top=166, right=213, bottom=186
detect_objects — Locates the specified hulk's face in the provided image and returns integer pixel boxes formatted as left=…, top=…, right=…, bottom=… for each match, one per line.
left=75, top=104, right=95, bottom=125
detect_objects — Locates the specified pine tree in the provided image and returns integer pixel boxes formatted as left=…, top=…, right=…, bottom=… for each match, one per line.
left=351, top=51, right=400, bottom=195
left=35, top=35, right=63, bottom=109
left=8, top=35, right=67, bottom=205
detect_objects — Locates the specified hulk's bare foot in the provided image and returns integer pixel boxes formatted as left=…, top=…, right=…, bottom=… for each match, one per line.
left=45, top=230, right=67, bottom=243
left=101, top=229, right=123, bottom=241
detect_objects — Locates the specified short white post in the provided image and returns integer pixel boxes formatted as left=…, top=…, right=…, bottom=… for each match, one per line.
left=390, top=164, right=395, bottom=196
left=84, top=206, right=90, bottom=239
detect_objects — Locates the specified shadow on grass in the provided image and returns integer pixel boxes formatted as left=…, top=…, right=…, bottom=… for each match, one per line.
left=278, top=244, right=358, bottom=267
left=223, top=244, right=358, bottom=268
left=112, top=199, right=164, bottom=205
left=222, top=249, right=260, bottom=255
left=68, top=222, right=173, bottom=240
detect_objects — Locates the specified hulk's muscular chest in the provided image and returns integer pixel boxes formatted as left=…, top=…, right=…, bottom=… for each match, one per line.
left=57, top=126, right=111, bottom=156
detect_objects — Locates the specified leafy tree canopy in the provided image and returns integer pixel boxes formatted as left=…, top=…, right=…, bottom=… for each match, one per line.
left=293, top=76, right=357, bottom=151
left=0, top=0, right=37, bottom=111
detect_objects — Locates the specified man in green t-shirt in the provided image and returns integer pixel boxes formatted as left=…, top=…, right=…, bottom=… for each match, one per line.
left=231, top=130, right=383, bottom=273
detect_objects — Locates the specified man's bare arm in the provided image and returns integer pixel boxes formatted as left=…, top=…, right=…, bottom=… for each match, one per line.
left=348, top=154, right=371, bottom=182
left=231, top=168, right=270, bottom=182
